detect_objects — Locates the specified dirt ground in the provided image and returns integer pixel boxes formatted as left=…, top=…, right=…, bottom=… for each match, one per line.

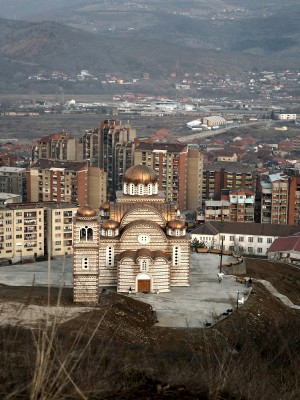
left=0, top=259, right=299, bottom=399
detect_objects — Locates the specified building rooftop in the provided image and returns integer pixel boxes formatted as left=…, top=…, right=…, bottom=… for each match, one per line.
left=0, top=167, right=26, bottom=173
left=30, top=159, right=88, bottom=171
left=192, top=221, right=300, bottom=237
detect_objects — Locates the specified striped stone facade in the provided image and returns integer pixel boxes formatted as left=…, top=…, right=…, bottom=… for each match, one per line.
left=73, top=165, right=190, bottom=303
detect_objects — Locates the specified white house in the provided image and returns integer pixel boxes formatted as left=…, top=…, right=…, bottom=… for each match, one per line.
left=191, top=222, right=300, bottom=256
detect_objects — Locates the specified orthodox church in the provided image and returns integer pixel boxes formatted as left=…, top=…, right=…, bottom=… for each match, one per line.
left=73, top=165, right=190, bottom=303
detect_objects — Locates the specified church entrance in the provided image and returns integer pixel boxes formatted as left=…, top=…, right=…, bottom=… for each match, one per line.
left=138, top=279, right=151, bottom=293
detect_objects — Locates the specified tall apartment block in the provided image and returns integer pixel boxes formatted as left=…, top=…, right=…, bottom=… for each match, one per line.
left=288, top=176, right=300, bottom=225
left=82, top=120, right=136, bottom=198
left=205, top=188, right=255, bottom=223
left=0, top=166, right=27, bottom=201
left=26, top=160, right=106, bottom=209
left=134, top=142, right=203, bottom=211
left=202, top=163, right=257, bottom=202
left=0, top=202, right=78, bottom=262
left=32, top=132, right=83, bottom=162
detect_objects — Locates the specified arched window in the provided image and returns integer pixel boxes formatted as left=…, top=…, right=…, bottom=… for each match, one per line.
left=175, top=229, right=180, bottom=236
left=80, top=228, right=86, bottom=240
left=123, top=183, right=128, bottom=194
left=147, top=183, right=152, bottom=195
left=173, top=246, right=180, bottom=267
left=87, top=228, right=93, bottom=240
left=80, top=226, right=93, bottom=241
left=129, top=183, right=135, bottom=195
left=154, top=182, right=158, bottom=194
left=81, top=257, right=89, bottom=269
left=106, top=246, right=114, bottom=267
left=138, top=184, right=144, bottom=195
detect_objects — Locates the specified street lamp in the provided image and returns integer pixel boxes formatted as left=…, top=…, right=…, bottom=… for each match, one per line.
left=237, top=290, right=240, bottom=309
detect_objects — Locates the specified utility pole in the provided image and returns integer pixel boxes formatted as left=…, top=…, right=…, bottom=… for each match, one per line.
left=219, top=235, right=224, bottom=273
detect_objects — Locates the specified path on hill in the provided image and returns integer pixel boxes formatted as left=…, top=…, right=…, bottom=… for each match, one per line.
left=256, top=279, right=300, bottom=310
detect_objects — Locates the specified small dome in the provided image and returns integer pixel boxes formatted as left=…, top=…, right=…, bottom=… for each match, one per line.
left=100, top=201, right=110, bottom=211
left=102, top=219, right=119, bottom=230
left=77, top=205, right=97, bottom=217
left=167, top=219, right=186, bottom=230
left=124, top=165, right=157, bottom=185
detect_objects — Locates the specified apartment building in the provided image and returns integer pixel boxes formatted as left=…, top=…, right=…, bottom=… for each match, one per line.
left=0, top=202, right=78, bottom=262
left=32, top=132, right=83, bottom=162
left=0, top=166, right=27, bottom=201
left=288, top=176, right=300, bottom=225
left=134, top=142, right=203, bottom=211
left=202, top=163, right=257, bottom=202
left=82, top=120, right=136, bottom=198
left=26, top=160, right=107, bottom=209
left=205, top=188, right=255, bottom=223
left=260, top=173, right=300, bottom=225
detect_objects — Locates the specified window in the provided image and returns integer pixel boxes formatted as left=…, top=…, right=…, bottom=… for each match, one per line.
left=238, top=246, right=244, bottom=252
left=239, top=236, right=244, bottom=242
left=55, top=241, right=61, bottom=245
left=173, top=246, right=180, bottom=267
left=16, top=234, right=22, bottom=239
left=267, top=238, right=272, bottom=244
left=248, top=247, right=253, bottom=253
left=81, top=258, right=89, bottom=269
left=106, top=246, right=114, bottom=267
left=248, top=237, right=253, bottom=242
left=258, top=238, right=263, bottom=243
left=5, top=227, right=12, bottom=232
left=129, top=183, right=135, bottom=195
left=6, top=243, right=12, bottom=247
left=257, top=248, right=262, bottom=253
left=229, top=246, right=235, bottom=251
left=230, top=236, right=234, bottom=241
left=141, top=259, right=148, bottom=271
left=5, top=235, right=12, bottom=240
left=55, top=211, right=61, bottom=216
left=138, top=234, right=150, bottom=244
left=16, top=219, right=22, bottom=224
left=138, top=184, right=144, bottom=195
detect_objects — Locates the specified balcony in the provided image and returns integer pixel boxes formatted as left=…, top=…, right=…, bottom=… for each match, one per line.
left=24, top=219, right=37, bottom=225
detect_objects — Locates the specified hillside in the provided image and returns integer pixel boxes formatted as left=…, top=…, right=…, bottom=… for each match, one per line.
left=0, top=0, right=300, bottom=93
left=0, top=257, right=299, bottom=399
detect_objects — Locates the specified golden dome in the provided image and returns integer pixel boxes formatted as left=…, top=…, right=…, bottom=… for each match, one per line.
left=124, top=165, right=157, bottom=185
left=102, top=219, right=119, bottom=230
left=100, top=201, right=110, bottom=211
left=77, top=205, right=97, bottom=217
left=167, top=219, right=186, bottom=230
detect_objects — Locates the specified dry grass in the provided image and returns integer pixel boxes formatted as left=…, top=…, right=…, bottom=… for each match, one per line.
left=0, top=280, right=299, bottom=399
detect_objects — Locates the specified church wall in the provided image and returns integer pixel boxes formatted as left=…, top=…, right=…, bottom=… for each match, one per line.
left=73, top=249, right=99, bottom=303
left=169, top=240, right=190, bottom=286
left=120, top=226, right=167, bottom=251
left=117, top=259, right=138, bottom=292
left=120, top=207, right=165, bottom=228
left=73, top=216, right=100, bottom=303
left=151, top=259, right=170, bottom=292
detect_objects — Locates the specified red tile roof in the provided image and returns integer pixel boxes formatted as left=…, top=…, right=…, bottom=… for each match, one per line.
left=267, top=235, right=300, bottom=253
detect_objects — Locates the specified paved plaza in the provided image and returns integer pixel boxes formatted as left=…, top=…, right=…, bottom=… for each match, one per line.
left=0, top=253, right=246, bottom=328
